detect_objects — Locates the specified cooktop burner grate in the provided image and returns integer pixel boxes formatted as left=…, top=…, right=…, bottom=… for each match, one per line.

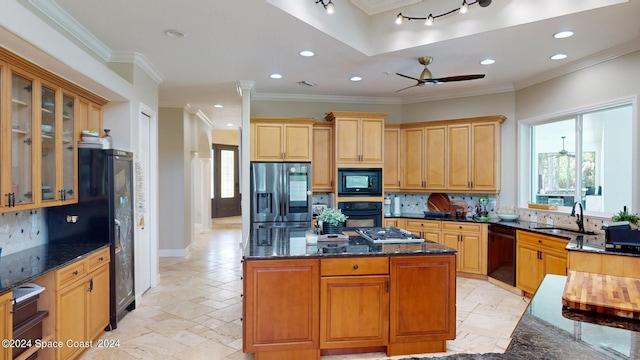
left=357, top=227, right=424, bottom=244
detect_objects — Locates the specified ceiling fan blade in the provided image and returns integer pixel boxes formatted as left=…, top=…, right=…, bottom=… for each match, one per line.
left=429, top=74, right=486, bottom=83
left=396, top=73, right=424, bottom=82
left=395, top=84, right=421, bottom=92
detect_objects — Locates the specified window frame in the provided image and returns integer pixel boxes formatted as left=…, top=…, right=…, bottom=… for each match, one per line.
left=517, top=95, right=640, bottom=217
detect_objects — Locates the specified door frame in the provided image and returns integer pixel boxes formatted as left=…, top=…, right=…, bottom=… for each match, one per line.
left=211, top=144, right=241, bottom=218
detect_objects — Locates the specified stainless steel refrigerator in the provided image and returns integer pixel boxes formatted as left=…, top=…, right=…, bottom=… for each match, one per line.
left=47, top=148, right=135, bottom=330
left=250, top=162, right=312, bottom=230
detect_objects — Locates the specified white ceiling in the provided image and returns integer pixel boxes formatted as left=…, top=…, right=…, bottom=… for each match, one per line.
left=19, top=0, right=640, bottom=127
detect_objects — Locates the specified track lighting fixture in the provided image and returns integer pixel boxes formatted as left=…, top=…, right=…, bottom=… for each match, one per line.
left=395, top=0, right=491, bottom=26
left=316, top=0, right=335, bottom=14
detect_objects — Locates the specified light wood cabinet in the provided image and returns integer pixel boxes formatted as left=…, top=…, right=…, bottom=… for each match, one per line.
left=516, top=230, right=568, bottom=295
left=243, top=259, right=320, bottom=359
left=250, top=118, right=315, bottom=162
left=384, top=218, right=405, bottom=228
left=326, top=112, right=386, bottom=164
left=441, top=222, right=486, bottom=274
left=400, top=127, right=425, bottom=190
left=76, top=98, right=102, bottom=139
left=320, top=257, right=389, bottom=349
left=398, top=116, right=505, bottom=193
left=312, top=123, right=334, bottom=191
left=388, top=255, right=455, bottom=355
left=567, top=251, right=640, bottom=278
left=0, top=48, right=106, bottom=213
left=55, top=247, right=110, bottom=360
left=0, top=292, right=12, bottom=360
left=447, top=122, right=501, bottom=192
left=384, top=126, right=401, bottom=191
left=404, top=219, right=441, bottom=244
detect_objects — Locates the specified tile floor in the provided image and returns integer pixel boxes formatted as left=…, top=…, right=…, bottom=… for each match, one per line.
left=82, top=217, right=529, bottom=359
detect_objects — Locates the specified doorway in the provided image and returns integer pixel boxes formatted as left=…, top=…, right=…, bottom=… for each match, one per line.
left=212, top=144, right=241, bottom=218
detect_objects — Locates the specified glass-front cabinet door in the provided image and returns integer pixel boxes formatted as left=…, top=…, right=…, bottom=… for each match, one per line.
left=40, top=83, right=57, bottom=204
left=61, top=93, right=76, bottom=203
left=9, top=69, right=36, bottom=208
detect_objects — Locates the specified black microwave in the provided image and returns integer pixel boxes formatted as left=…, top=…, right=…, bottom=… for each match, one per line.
left=338, top=168, right=382, bottom=196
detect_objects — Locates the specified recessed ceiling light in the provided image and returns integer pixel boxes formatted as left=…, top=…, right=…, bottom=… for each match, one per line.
left=214, top=104, right=223, bottom=108
left=270, top=73, right=282, bottom=79
left=350, top=76, right=362, bottom=82
left=226, top=123, right=234, bottom=127
left=299, top=50, right=315, bottom=57
left=551, top=53, right=568, bottom=60
left=554, top=30, right=574, bottom=39
left=164, top=29, right=185, bottom=38
left=480, top=59, right=495, bottom=65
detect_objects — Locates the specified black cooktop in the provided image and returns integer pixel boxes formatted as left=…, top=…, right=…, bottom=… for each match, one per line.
left=357, top=226, right=424, bottom=244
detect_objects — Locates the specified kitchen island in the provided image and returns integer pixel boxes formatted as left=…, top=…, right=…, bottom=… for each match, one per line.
left=242, top=227, right=457, bottom=360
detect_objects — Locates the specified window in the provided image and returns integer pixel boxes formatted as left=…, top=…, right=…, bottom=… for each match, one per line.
left=529, top=104, right=633, bottom=213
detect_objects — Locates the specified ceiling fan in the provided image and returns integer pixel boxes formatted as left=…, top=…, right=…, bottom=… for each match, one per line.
left=395, top=56, right=485, bottom=92
left=557, top=136, right=575, bottom=157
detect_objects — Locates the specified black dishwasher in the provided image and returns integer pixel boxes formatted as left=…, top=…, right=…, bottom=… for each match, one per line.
left=487, top=224, right=516, bottom=286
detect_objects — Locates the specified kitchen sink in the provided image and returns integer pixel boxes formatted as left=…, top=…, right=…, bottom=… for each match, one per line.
left=532, top=227, right=596, bottom=235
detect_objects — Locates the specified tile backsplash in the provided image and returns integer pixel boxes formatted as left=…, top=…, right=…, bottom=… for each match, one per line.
left=0, top=209, right=47, bottom=257
left=385, top=192, right=500, bottom=217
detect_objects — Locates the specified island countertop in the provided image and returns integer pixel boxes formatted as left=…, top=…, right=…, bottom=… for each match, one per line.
left=243, top=227, right=456, bottom=260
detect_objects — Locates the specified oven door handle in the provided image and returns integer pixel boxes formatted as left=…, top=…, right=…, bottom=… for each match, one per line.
left=341, top=210, right=382, bottom=216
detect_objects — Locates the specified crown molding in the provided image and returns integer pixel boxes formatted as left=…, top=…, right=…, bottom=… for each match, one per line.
left=252, top=92, right=403, bottom=105
left=110, top=51, right=165, bottom=84
left=400, top=84, right=515, bottom=104
left=27, top=0, right=112, bottom=62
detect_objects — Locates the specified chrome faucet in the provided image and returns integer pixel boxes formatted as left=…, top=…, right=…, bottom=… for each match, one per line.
left=570, top=201, right=585, bottom=233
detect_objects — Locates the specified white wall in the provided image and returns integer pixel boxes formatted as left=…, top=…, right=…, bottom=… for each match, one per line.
left=251, top=99, right=403, bottom=123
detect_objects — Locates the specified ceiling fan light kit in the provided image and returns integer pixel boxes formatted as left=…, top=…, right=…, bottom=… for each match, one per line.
left=396, top=0, right=491, bottom=25
left=315, top=0, right=335, bottom=14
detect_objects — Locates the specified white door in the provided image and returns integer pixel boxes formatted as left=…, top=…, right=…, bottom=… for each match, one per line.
left=136, top=111, right=152, bottom=295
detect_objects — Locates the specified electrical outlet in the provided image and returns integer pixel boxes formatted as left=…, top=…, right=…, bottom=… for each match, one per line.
left=546, top=218, right=554, bottom=225
left=530, top=215, right=538, bottom=223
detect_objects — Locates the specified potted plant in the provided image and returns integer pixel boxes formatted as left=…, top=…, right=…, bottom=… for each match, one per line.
left=317, top=208, right=348, bottom=234
left=611, top=210, right=639, bottom=229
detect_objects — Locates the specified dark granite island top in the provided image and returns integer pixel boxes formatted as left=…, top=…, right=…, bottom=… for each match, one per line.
left=242, top=227, right=457, bottom=259
left=0, top=242, right=110, bottom=295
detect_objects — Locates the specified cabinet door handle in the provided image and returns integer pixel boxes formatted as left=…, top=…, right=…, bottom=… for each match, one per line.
left=73, top=270, right=79, bottom=275
left=88, top=278, right=93, bottom=292
left=353, top=264, right=359, bottom=270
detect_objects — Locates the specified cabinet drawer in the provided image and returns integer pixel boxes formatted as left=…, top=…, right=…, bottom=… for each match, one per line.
left=442, top=222, right=481, bottom=233
left=321, top=257, right=389, bottom=276
left=405, top=220, right=441, bottom=230
left=56, top=260, right=87, bottom=288
left=517, top=230, right=568, bottom=251
left=87, top=247, right=110, bottom=272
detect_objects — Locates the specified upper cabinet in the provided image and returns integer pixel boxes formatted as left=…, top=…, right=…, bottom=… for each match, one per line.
left=250, top=118, right=315, bottom=162
left=399, top=115, right=505, bottom=194
left=384, top=125, right=400, bottom=191
left=326, top=112, right=386, bottom=164
left=0, top=48, right=106, bottom=212
left=312, top=122, right=334, bottom=192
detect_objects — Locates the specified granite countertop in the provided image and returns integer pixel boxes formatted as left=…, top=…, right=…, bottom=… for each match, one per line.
left=397, top=274, right=640, bottom=360
left=389, top=213, right=640, bottom=258
left=243, top=227, right=456, bottom=259
left=0, top=242, right=110, bottom=296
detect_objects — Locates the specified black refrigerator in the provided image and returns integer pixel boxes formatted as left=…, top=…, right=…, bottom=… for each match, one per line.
left=47, top=148, right=135, bottom=330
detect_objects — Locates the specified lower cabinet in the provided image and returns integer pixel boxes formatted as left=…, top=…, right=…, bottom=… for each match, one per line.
left=441, top=222, right=486, bottom=274
left=56, top=247, right=110, bottom=360
left=404, top=220, right=441, bottom=243
left=320, top=257, right=389, bottom=349
left=243, top=259, right=320, bottom=359
left=0, top=292, right=12, bottom=360
left=243, top=254, right=456, bottom=359
left=389, top=255, right=456, bottom=355
left=516, top=230, right=568, bottom=295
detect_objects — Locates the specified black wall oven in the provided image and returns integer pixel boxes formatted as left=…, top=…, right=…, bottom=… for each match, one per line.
left=338, top=201, right=382, bottom=229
